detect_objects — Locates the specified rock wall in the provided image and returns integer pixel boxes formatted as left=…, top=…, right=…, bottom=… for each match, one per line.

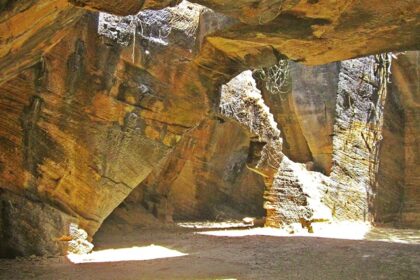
left=253, top=56, right=396, bottom=228
left=255, top=62, right=313, bottom=166
left=329, top=55, right=391, bottom=222
left=289, top=62, right=338, bottom=174
left=403, top=107, right=420, bottom=227
left=220, top=71, right=333, bottom=229
left=120, top=117, right=265, bottom=223
left=0, top=0, right=85, bottom=84
left=0, top=189, right=78, bottom=257
left=0, top=3, right=215, bottom=256
left=104, top=52, right=420, bottom=232
left=196, top=0, right=419, bottom=65
left=374, top=76, right=405, bottom=225
left=392, top=52, right=420, bottom=228
left=0, top=1, right=279, bottom=257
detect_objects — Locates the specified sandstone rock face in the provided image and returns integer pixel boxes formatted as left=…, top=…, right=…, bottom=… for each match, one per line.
left=0, top=0, right=85, bottom=84
left=363, top=51, right=420, bottom=228
left=123, top=117, right=265, bottom=222
left=255, top=61, right=313, bottom=166
left=0, top=2, right=214, bottom=256
left=329, top=55, right=391, bottom=222
left=403, top=106, right=420, bottom=227
left=375, top=76, right=405, bottom=225
left=188, top=0, right=300, bottom=25
left=390, top=51, right=420, bottom=228
left=288, top=62, right=338, bottom=174
left=262, top=53, right=420, bottom=228
left=198, top=0, right=419, bottom=65
left=1, top=0, right=418, bottom=87
left=255, top=61, right=338, bottom=175
left=0, top=189, right=78, bottom=257
left=219, top=56, right=394, bottom=228
left=252, top=56, right=395, bottom=227
left=69, top=0, right=181, bottom=16
left=219, top=71, right=332, bottom=229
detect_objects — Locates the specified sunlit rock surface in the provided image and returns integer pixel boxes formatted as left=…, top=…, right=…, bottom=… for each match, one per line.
left=328, top=55, right=391, bottom=222
left=219, top=71, right=332, bottom=229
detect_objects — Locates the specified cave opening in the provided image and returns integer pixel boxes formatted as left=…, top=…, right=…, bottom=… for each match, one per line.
left=88, top=55, right=418, bottom=267
left=0, top=0, right=419, bottom=278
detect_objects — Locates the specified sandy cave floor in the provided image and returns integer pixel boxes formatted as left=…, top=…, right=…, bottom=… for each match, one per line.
left=0, top=222, right=419, bottom=280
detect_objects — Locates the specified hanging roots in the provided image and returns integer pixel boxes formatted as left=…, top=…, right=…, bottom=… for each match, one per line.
left=255, top=59, right=290, bottom=97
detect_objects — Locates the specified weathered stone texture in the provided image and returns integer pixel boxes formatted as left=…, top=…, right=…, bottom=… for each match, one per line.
left=69, top=0, right=181, bottom=16
left=220, top=71, right=333, bottom=229
left=329, top=55, right=390, bottom=222
left=255, top=61, right=338, bottom=175
left=392, top=52, right=420, bottom=228
left=0, top=0, right=85, bottom=84
left=0, top=3, right=214, bottom=256
left=0, top=189, right=78, bottom=257
left=255, top=64, right=313, bottom=166
left=403, top=108, right=420, bottom=227
left=121, top=117, right=265, bottom=222
left=1, top=0, right=419, bottom=88
left=289, top=62, right=338, bottom=174
left=374, top=78, right=405, bottom=225
left=0, top=0, right=419, bottom=258
left=201, top=0, right=419, bottom=65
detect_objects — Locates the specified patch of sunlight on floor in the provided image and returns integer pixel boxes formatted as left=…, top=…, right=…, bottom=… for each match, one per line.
left=67, top=245, right=188, bottom=264
left=196, top=221, right=371, bottom=241
left=177, top=220, right=249, bottom=229
left=194, top=221, right=420, bottom=244
left=365, top=227, right=420, bottom=244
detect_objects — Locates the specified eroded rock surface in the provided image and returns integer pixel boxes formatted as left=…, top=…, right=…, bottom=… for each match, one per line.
left=329, top=55, right=391, bottom=222
left=0, top=0, right=85, bottom=84
left=220, top=71, right=331, bottom=229
left=0, top=189, right=78, bottom=257
left=389, top=51, right=420, bottom=228
left=69, top=0, right=181, bottom=16
left=255, top=61, right=313, bottom=166
left=0, top=3, right=214, bottom=256
left=125, top=117, right=265, bottom=222
left=1, top=0, right=419, bottom=86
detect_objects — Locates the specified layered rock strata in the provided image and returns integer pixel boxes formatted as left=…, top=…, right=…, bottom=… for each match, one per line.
left=0, top=3, right=214, bottom=256
left=388, top=52, right=420, bottom=228
left=1, top=0, right=418, bottom=86
left=328, top=54, right=391, bottom=222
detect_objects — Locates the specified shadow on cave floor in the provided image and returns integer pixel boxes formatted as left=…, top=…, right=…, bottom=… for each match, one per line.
left=1, top=222, right=419, bottom=280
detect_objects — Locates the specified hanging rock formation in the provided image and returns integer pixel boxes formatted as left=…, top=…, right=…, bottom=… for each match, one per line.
left=1, top=0, right=419, bottom=85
